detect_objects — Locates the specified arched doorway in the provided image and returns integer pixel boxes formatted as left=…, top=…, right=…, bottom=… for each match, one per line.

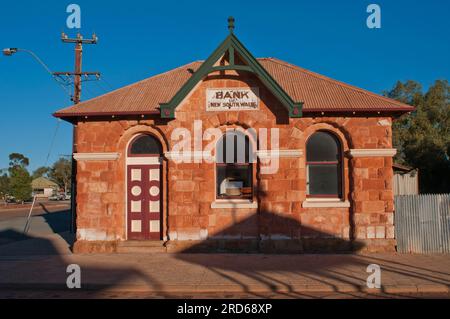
left=126, top=134, right=163, bottom=240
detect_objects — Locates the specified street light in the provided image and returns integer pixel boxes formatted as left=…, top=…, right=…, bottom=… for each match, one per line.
left=3, top=47, right=54, bottom=75
left=3, top=47, right=71, bottom=96
left=2, top=48, right=18, bottom=56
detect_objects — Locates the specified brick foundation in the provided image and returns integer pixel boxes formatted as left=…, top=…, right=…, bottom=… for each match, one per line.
left=72, top=238, right=396, bottom=254
left=73, top=240, right=118, bottom=254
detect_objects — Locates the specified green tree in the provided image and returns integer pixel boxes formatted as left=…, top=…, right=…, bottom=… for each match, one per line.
left=9, top=167, right=32, bottom=202
left=49, top=158, right=72, bottom=194
left=8, top=153, right=32, bottom=202
left=32, top=166, right=50, bottom=179
left=386, top=80, right=450, bottom=193
left=0, top=172, right=9, bottom=201
left=9, top=153, right=30, bottom=169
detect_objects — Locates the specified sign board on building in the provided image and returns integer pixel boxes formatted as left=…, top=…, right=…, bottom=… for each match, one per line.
left=206, top=88, right=259, bottom=111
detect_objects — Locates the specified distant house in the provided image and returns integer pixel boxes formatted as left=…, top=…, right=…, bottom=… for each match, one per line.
left=31, top=177, right=58, bottom=198
left=393, top=163, right=419, bottom=195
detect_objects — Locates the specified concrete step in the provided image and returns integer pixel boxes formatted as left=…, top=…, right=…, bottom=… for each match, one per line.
left=116, top=241, right=167, bottom=253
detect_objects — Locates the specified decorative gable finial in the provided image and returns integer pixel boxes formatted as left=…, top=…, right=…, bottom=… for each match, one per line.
left=228, top=16, right=235, bottom=34
left=159, top=16, right=304, bottom=118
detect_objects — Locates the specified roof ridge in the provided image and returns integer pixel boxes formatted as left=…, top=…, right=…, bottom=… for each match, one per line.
left=263, top=57, right=412, bottom=108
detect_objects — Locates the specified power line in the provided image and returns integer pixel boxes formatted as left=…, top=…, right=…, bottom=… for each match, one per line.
left=83, top=83, right=98, bottom=100
left=44, top=119, right=61, bottom=167
left=93, top=80, right=109, bottom=94
left=3, top=48, right=72, bottom=98
left=100, top=77, right=115, bottom=91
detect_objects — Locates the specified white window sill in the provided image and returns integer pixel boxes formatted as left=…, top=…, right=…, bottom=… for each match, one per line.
left=302, top=199, right=350, bottom=208
left=211, top=200, right=258, bottom=209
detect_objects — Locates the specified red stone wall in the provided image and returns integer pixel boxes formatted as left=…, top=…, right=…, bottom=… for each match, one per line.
left=73, top=71, right=396, bottom=253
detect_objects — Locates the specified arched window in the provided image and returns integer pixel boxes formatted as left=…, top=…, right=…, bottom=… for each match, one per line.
left=306, top=131, right=342, bottom=198
left=216, top=130, right=253, bottom=199
left=129, top=134, right=162, bottom=156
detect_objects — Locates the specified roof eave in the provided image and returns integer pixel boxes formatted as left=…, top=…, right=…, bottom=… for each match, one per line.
left=302, top=106, right=415, bottom=113
left=53, top=110, right=161, bottom=122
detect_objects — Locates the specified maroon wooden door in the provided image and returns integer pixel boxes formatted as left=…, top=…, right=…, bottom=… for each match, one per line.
left=127, top=164, right=162, bottom=240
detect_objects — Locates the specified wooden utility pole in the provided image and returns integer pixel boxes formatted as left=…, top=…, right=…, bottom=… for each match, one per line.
left=54, top=32, right=100, bottom=233
left=74, top=40, right=82, bottom=104
left=54, top=32, right=100, bottom=104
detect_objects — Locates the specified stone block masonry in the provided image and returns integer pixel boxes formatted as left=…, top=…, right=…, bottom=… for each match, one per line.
left=72, top=74, right=397, bottom=253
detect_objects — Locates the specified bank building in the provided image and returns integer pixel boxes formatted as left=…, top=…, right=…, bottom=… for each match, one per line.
left=54, top=18, right=414, bottom=253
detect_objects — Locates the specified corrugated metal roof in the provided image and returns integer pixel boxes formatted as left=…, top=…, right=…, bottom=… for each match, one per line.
left=259, top=58, right=413, bottom=112
left=54, top=58, right=413, bottom=118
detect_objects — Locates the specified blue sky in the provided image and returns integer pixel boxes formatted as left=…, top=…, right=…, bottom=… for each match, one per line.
left=0, top=0, right=449, bottom=172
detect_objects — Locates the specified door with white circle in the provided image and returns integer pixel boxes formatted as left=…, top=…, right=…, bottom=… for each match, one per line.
left=127, top=134, right=162, bottom=240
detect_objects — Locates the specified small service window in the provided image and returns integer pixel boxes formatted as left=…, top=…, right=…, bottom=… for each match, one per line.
left=216, top=131, right=253, bottom=200
left=306, top=131, right=342, bottom=198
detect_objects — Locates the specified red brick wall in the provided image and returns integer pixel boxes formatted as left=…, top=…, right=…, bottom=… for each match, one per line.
left=73, top=72, right=395, bottom=252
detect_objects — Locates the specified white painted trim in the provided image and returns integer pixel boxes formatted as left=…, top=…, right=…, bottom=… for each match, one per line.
left=73, top=152, right=120, bottom=161
left=347, top=149, right=397, bottom=158
left=211, top=200, right=258, bottom=209
left=126, top=157, right=162, bottom=165
left=163, top=149, right=303, bottom=162
left=255, top=149, right=303, bottom=159
left=164, top=151, right=214, bottom=162
left=302, top=199, right=351, bottom=208
left=305, top=198, right=343, bottom=202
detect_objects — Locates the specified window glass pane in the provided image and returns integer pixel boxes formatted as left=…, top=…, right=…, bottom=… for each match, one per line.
left=307, top=164, right=340, bottom=196
left=216, top=131, right=253, bottom=164
left=216, top=164, right=252, bottom=197
left=306, top=131, right=340, bottom=162
left=130, top=135, right=162, bottom=155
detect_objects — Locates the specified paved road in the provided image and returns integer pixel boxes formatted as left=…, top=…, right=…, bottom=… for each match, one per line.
left=0, top=200, right=70, bottom=221
left=0, top=201, right=72, bottom=252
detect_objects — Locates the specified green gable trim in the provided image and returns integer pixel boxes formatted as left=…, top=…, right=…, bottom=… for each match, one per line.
left=159, top=32, right=303, bottom=118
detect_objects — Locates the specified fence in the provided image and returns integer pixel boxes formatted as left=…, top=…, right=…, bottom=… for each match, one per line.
left=393, top=172, right=419, bottom=195
left=395, top=194, right=450, bottom=253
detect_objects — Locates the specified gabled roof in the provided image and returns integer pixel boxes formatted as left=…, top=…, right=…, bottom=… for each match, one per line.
left=53, top=56, right=414, bottom=120
left=31, top=177, right=58, bottom=189
left=54, top=18, right=413, bottom=120
left=159, top=29, right=303, bottom=118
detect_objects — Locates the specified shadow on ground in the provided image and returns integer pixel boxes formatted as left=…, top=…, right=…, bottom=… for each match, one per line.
left=172, top=189, right=450, bottom=298
left=0, top=205, right=72, bottom=248
left=1, top=202, right=449, bottom=298
left=0, top=229, right=173, bottom=298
